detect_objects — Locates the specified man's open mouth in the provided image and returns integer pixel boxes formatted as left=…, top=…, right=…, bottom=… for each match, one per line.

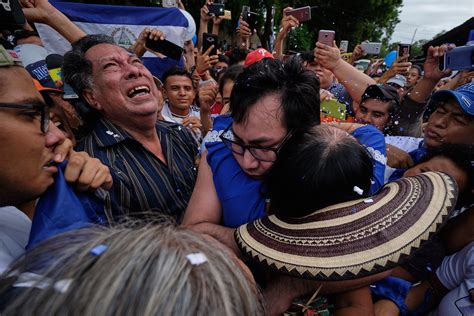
left=127, top=85, right=150, bottom=98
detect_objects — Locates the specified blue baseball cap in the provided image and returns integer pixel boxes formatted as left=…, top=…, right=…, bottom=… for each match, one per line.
left=431, top=83, right=474, bottom=116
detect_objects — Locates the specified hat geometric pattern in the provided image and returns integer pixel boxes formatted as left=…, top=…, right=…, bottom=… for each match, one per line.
left=235, top=172, right=458, bottom=281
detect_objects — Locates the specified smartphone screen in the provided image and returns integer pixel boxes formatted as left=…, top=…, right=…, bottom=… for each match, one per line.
left=285, top=6, right=311, bottom=22
left=145, top=38, right=183, bottom=61
left=320, top=99, right=347, bottom=120
left=202, top=33, right=218, bottom=56
left=318, top=30, right=335, bottom=46
left=340, top=40, right=349, bottom=53
left=397, top=44, right=411, bottom=57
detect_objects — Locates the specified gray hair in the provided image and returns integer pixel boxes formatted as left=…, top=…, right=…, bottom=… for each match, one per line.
left=63, top=34, right=115, bottom=100
left=0, top=221, right=264, bottom=315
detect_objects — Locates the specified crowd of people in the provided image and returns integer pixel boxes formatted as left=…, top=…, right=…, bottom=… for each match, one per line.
left=0, top=0, right=473, bottom=315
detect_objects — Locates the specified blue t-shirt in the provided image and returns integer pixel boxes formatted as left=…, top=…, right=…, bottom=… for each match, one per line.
left=351, top=125, right=387, bottom=195
left=205, top=115, right=265, bottom=228
left=204, top=117, right=386, bottom=227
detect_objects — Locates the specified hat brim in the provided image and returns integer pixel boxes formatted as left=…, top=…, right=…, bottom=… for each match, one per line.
left=235, top=172, right=457, bottom=281
left=361, top=84, right=399, bottom=104
left=431, top=90, right=474, bottom=116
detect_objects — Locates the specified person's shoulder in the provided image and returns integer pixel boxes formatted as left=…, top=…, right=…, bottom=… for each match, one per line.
left=156, top=119, right=182, bottom=130
left=212, top=114, right=232, bottom=131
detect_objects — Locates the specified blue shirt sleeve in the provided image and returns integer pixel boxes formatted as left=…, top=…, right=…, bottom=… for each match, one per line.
left=351, top=125, right=387, bottom=194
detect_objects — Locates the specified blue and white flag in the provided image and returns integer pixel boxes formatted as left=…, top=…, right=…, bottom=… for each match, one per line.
left=36, top=1, right=193, bottom=78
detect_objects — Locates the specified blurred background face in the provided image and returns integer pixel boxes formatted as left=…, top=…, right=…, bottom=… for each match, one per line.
left=406, top=68, right=421, bottom=87
left=355, top=98, right=391, bottom=131
left=0, top=67, right=65, bottom=206
left=163, top=75, right=196, bottom=116
left=304, top=60, right=334, bottom=89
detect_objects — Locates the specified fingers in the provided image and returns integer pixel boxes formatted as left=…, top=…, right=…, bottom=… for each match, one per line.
left=64, top=151, right=113, bottom=191
left=203, top=44, right=214, bottom=56
left=53, top=137, right=72, bottom=163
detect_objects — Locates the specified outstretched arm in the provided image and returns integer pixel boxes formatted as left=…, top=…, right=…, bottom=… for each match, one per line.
left=315, top=41, right=375, bottom=104
left=20, top=0, right=85, bottom=44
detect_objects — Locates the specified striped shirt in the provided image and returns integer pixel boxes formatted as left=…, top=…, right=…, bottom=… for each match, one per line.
left=76, top=118, right=199, bottom=223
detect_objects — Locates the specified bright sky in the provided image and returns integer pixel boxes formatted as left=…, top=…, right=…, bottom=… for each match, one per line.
left=390, top=0, right=474, bottom=44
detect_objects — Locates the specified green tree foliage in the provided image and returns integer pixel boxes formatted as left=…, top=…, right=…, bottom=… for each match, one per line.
left=68, top=0, right=402, bottom=53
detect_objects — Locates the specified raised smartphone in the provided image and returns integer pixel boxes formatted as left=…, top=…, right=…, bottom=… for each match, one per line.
left=202, top=32, right=218, bottom=56
left=440, top=45, right=474, bottom=71
left=318, top=30, right=335, bottom=46
left=208, top=3, right=224, bottom=17
left=397, top=43, right=411, bottom=57
left=145, top=38, right=183, bottom=61
left=340, top=40, right=349, bottom=53
left=285, top=6, right=311, bottom=22
left=241, top=5, right=258, bottom=30
left=362, top=42, right=382, bottom=55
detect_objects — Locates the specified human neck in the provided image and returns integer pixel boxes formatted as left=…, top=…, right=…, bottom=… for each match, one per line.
left=17, top=200, right=36, bottom=220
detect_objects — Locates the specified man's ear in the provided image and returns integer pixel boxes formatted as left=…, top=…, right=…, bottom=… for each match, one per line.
left=82, top=89, right=101, bottom=111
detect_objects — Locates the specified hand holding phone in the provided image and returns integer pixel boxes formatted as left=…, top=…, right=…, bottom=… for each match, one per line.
left=397, top=44, right=411, bottom=58
left=208, top=3, right=225, bottom=17
left=318, top=30, right=335, bottom=46
left=439, top=45, right=474, bottom=71
left=241, top=5, right=258, bottom=31
left=285, top=6, right=311, bottom=22
left=145, top=38, right=183, bottom=61
left=202, top=33, right=218, bottom=56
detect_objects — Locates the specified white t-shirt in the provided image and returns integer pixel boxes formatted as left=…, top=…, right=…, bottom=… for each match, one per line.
left=384, top=136, right=423, bottom=183
left=430, top=242, right=474, bottom=316
left=0, top=206, right=31, bottom=273
left=161, top=100, right=202, bottom=142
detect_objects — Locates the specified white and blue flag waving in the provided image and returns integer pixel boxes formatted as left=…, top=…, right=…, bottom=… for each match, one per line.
left=35, top=1, right=193, bottom=78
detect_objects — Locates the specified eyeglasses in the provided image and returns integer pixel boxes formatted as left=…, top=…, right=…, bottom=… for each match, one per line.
left=219, top=124, right=294, bottom=162
left=0, top=103, right=50, bottom=133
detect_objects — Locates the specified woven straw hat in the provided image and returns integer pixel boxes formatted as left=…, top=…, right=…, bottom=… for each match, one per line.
left=235, top=172, right=458, bottom=281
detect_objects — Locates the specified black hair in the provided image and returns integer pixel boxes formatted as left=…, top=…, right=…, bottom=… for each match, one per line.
left=423, top=144, right=474, bottom=195
left=266, top=125, right=373, bottom=217
left=13, top=29, right=39, bottom=41
left=63, top=34, right=115, bottom=98
left=161, top=67, right=193, bottom=86
left=218, top=64, right=244, bottom=97
left=228, top=48, right=248, bottom=65
left=230, top=56, right=320, bottom=132
left=298, top=50, right=315, bottom=63
left=62, top=34, right=115, bottom=127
